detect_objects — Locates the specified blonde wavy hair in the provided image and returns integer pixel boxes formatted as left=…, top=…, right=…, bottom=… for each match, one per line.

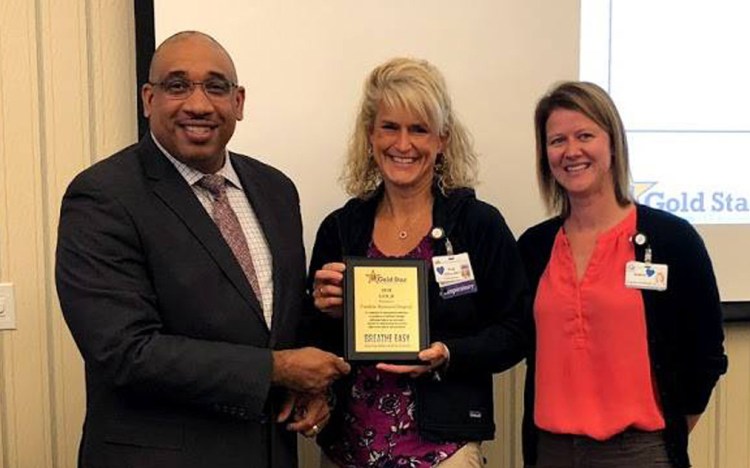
left=342, top=57, right=478, bottom=198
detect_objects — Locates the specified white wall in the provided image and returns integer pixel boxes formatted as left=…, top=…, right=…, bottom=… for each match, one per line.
left=154, top=0, right=580, bottom=249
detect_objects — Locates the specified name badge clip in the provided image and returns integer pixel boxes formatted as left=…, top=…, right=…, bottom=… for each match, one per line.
left=625, top=234, right=668, bottom=291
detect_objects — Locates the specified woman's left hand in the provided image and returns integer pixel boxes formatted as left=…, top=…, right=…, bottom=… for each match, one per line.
left=312, top=262, right=346, bottom=318
left=375, top=342, right=450, bottom=378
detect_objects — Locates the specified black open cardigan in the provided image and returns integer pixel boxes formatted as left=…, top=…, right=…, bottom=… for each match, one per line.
left=304, top=185, right=529, bottom=444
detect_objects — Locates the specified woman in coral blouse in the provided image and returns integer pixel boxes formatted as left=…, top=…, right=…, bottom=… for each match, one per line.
left=518, top=81, right=727, bottom=468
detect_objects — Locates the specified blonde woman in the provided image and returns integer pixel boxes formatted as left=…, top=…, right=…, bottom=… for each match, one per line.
left=306, top=58, right=529, bottom=467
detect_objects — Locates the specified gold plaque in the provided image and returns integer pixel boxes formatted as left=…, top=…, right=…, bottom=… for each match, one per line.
left=344, top=258, right=429, bottom=362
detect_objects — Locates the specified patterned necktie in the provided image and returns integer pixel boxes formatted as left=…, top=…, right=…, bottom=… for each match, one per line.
left=197, top=174, right=262, bottom=303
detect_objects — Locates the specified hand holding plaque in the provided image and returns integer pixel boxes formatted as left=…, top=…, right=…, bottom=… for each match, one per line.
left=375, top=341, right=449, bottom=377
left=344, top=257, right=430, bottom=362
left=312, top=262, right=346, bottom=318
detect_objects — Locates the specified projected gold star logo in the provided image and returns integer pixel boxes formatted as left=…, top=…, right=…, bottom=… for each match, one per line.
left=631, top=181, right=657, bottom=201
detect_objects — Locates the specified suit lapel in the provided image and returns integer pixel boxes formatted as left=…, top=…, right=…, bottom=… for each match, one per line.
left=138, top=137, right=266, bottom=327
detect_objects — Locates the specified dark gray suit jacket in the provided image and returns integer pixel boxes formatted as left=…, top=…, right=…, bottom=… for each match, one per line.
left=56, top=135, right=306, bottom=468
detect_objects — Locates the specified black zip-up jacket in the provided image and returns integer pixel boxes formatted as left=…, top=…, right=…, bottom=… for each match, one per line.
left=304, top=185, right=529, bottom=443
left=517, top=204, right=728, bottom=467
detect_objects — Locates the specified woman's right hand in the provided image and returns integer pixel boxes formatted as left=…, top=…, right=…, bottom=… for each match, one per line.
left=312, top=262, right=345, bottom=318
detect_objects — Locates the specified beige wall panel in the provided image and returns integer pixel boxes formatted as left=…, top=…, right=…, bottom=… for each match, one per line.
left=0, top=0, right=54, bottom=466
left=513, top=364, right=527, bottom=467
left=715, top=367, right=730, bottom=468
left=487, top=367, right=523, bottom=466
left=0, top=1, right=136, bottom=467
left=37, top=0, right=92, bottom=172
left=689, top=382, right=719, bottom=467
left=298, top=437, right=319, bottom=468
left=42, top=1, right=138, bottom=467
left=490, top=372, right=511, bottom=466
left=38, top=0, right=93, bottom=466
left=719, top=325, right=750, bottom=468
left=88, top=0, right=138, bottom=159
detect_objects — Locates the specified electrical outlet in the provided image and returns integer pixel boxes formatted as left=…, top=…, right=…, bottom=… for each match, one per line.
left=0, top=283, right=16, bottom=330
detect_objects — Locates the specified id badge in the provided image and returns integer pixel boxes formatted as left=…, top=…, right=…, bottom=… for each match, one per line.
left=432, top=252, right=478, bottom=298
left=625, top=261, right=668, bottom=291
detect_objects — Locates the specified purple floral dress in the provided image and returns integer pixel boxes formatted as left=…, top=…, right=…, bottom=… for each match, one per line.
left=323, top=236, right=464, bottom=467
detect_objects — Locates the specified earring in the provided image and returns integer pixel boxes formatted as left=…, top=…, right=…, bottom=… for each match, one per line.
left=435, top=152, right=445, bottom=168
left=434, top=153, right=446, bottom=192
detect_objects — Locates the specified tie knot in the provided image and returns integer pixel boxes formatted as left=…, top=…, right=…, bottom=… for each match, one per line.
left=197, top=174, right=227, bottom=198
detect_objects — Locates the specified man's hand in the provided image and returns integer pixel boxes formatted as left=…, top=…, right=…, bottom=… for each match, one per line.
left=312, top=263, right=345, bottom=318
left=272, top=347, right=350, bottom=394
left=277, top=391, right=331, bottom=437
left=375, top=342, right=449, bottom=378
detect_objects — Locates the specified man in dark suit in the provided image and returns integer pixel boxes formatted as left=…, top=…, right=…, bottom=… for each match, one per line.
left=55, top=31, right=349, bottom=468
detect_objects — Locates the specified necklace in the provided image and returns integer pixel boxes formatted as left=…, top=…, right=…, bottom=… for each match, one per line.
left=387, top=204, right=430, bottom=241
left=379, top=192, right=433, bottom=241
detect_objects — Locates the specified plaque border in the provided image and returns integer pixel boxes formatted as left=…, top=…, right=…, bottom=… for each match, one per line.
left=344, top=257, right=430, bottom=362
